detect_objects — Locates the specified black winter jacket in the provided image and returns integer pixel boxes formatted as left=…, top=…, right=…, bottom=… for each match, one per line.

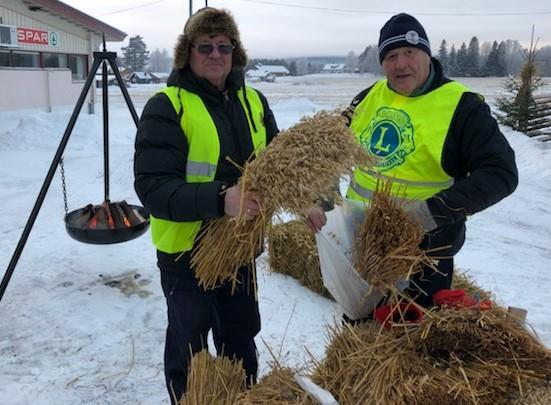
left=348, top=58, right=518, bottom=256
left=134, top=67, right=278, bottom=267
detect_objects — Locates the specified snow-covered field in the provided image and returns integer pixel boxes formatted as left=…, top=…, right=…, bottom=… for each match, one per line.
left=1, top=74, right=550, bottom=404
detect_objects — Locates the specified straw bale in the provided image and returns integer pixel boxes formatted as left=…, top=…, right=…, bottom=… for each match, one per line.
left=452, top=270, right=493, bottom=301
left=352, top=181, right=430, bottom=292
left=236, top=367, right=315, bottom=404
left=412, top=307, right=551, bottom=372
left=310, top=310, right=551, bottom=405
left=512, top=382, right=551, bottom=404
left=406, top=307, right=551, bottom=404
left=191, top=111, right=371, bottom=289
left=267, top=220, right=331, bottom=298
left=179, top=350, right=245, bottom=405
left=311, top=322, right=468, bottom=404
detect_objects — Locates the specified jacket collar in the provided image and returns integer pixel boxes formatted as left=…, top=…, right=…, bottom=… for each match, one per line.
left=166, top=67, right=244, bottom=105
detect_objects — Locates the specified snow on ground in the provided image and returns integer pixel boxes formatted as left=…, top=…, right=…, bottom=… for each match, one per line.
left=0, top=75, right=550, bottom=404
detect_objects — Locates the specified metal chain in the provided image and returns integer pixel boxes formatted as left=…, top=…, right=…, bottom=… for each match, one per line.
left=60, top=157, right=69, bottom=215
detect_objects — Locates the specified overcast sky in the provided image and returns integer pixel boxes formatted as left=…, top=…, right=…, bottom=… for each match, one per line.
left=62, top=0, right=551, bottom=58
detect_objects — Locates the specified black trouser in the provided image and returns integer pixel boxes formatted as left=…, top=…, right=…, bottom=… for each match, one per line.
left=160, top=264, right=260, bottom=404
left=407, top=256, right=454, bottom=307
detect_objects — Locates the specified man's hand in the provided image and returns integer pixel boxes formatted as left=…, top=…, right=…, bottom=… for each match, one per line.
left=304, top=206, right=326, bottom=233
left=224, top=185, right=260, bottom=220
left=403, top=199, right=437, bottom=232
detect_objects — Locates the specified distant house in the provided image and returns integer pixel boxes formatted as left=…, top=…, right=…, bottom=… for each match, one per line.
left=322, top=63, right=345, bottom=73
left=257, top=64, right=289, bottom=77
left=95, top=73, right=116, bottom=87
left=128, top=71, right=154, bottom=84
left=95, top=73, right=129, bottom=88
left=245, top=68, right=275, bottom=82
left=149, top=72, right=170, bottom=83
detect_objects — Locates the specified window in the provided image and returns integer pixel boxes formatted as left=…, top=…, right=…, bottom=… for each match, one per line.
left=12, top=51, right=40, bottom=68
left=68, top=54, right=87, bottom=80
left=44, top=52, right=68, bottom=68
left=0, top=50, right=9, bottom=66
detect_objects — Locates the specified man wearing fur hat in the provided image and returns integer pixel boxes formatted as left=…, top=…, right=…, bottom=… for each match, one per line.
left=134, top=8, right=278, bottom=403
left=345, top=13, right=518, bottom=313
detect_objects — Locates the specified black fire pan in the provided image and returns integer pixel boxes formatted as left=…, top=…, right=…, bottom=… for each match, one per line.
left=65, top=203, right=149, bottom=244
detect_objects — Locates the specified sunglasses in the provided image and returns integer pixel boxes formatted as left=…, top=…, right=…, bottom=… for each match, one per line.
left=193, top=43, right=235, bottom=55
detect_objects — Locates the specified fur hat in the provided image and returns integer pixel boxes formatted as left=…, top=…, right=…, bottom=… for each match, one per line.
left=174, top=7, right=247, bottom=69
left=378, top=13, right=431, bottom=63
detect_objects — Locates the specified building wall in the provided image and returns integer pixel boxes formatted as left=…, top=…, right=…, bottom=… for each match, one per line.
left=0, top=0, right=102, bottom=112
left=0, top=68, right=85, bottom=111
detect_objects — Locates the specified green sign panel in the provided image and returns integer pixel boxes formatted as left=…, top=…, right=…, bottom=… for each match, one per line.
left=49, top=31, right=58, bottom=47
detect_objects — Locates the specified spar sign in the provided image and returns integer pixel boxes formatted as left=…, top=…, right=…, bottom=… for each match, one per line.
left=17, top=28, right=59, bottom=46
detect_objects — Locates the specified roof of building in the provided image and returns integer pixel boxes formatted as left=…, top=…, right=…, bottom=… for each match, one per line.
left=130, top=71, right=152, bottom=79
left=258, top=64, right=289, bottom=74
left=246, top=68, right=271, bottom=78
left=322, top=63, right=345, bottom=70
left=21, top=0, right=127, bottom=41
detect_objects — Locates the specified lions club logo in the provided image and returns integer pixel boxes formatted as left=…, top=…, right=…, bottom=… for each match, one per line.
left=359, top=107, right=415, bottom=171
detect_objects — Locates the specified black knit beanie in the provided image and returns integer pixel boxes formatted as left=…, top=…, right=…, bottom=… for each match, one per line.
left=378, top=13, right=431, bottom=63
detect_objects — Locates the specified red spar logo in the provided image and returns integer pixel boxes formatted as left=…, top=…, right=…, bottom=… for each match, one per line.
left=17, top=28, right=49, bottom=45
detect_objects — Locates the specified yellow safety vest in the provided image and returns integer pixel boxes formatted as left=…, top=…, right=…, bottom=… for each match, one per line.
left=150, top=86, right=267, bottom=253
left=347, top=80, right=469, bottom=203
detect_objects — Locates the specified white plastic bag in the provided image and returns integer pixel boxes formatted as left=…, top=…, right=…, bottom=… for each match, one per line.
left=315, top=199, right=384, bottom=320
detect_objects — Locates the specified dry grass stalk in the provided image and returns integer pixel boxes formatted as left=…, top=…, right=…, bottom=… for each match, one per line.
left=192, top=111, right=371, bottom=289
left=267, top=220, right=331, bottom=298
left=412, top=307, right=551, bottom=372
left=408, top=307, right=551, bottom=404
left=310, top=323, right=468, bottom=404
left=309, top=305, right=551, bottom=405
left=236, top=366, right=315, bottom=404
left=451, top=270, right=493, bottom=301
left=352, top=180, right=431, bottom=292
left=179, top=350, right=246, bottom=405
left=512, top=382, right=551, bottom=404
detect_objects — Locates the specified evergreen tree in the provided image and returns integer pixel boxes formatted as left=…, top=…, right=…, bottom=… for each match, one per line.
left=288, top=61, right=297, bottom=76
left=148, top=48, right=172, bottom=72
left=456, top=42, right=468, bottom=76
left=496, top=41, right=508, bottom=76
left=466, top=36, right=480, bottom=76
left=345, top=51, right=359, bottom=73
left=483, top=41, right=499, bottom=76
left=437, top=39, right=449, bottom=73
left=497, top=28, right=543, bottom=132
left=536, top=45, right=551, bottom=76
left=121, top=35, right=150, bottom=71
left=448, top=44, right=457, bottom=76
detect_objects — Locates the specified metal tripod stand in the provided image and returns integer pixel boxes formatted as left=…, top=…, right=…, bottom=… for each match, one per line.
left=0, top=39, right=140, bottom=303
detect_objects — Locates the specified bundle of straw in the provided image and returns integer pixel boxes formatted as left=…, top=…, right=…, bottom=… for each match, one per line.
left=310, top=323, right=465, bottom=404
left=451, top=270, right=493, bottom=301
left=352, top=181, right=431, bottom=292
left=512, top=382, right=551, bottom=404
left=267, top=220, right=331, bottom=298
left=179, top=350, right=245, bottom=405
left=236, top=366, right=315, bottom=405
left=411, top=307, right=551, bottom=377
left=191, top=111, right=370, bottom=289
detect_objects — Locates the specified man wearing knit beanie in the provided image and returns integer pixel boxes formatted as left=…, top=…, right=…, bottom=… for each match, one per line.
left=343, top=13, right=518, bottom=318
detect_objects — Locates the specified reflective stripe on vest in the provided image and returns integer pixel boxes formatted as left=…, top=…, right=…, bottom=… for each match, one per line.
left=150, top=85, right=267, bottom=254
left=346, top=80, right=468, bottom=203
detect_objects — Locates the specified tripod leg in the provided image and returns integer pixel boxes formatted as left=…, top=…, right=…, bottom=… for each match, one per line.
left=109, top=58, right=140, bottom=127
left=0, top=56, right=103, bottom=303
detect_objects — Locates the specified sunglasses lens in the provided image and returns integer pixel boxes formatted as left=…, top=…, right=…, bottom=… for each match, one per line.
left=218, top=44, right=234, bottom=55
left=196, top=44, right=234, bottom=55
left=197, top=44, right=214, bottom=54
